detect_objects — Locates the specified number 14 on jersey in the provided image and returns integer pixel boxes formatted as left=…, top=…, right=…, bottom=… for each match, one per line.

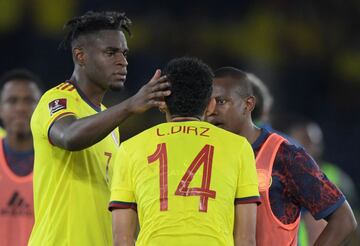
left=147, top=143, right=216, bottom=212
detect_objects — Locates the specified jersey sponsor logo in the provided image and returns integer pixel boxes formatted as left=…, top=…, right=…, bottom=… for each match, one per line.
left=49, top=98, right=67, bottom=116
left=0, top=191, right=33, bottom=216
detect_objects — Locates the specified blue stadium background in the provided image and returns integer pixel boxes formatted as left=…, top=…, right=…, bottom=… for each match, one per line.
left=0, top=0, right=359, bottom=195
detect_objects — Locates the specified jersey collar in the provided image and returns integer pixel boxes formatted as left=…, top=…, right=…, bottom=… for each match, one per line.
left=252, top=128, right=270, bottom=151
left=67, top=80, right=102, bottom=112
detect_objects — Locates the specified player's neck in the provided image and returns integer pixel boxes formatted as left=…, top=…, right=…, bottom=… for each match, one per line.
left=239, top=122, right=261, bottom=144
left=169, top=116, right=201, bottom=122
left=70, top=72, right=105, bottom=107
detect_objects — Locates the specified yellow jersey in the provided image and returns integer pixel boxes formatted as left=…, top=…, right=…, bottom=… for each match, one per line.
left=109, top=121, right=260, bottom=246
left=29, top=81, right=119, bottom=246
left=0, top=127, right=6, bottom=138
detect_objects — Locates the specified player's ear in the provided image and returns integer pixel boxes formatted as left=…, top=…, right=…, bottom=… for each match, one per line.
left=73, top=47, right=85, bottom=67
left=205, top=97, right=216, bottom=116
left=245, top=96, right=256, bottom=112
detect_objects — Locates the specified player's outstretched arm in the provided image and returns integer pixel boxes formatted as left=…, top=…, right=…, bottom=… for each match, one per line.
left=234, top=203, right=257, bottom=246
left=112, top=208, right=137, bottom=246
left=49, top=70, right=170, bottom=151
left=314, top=201, right=357, bottom=246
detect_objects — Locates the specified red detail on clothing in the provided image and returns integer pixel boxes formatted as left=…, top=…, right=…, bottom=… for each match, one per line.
left=55, top=83, right=65, bottom=89
left=256, top=133, right=300, bottom=246
left=148, top=143, right=169, bottom=211
left=59, top=83, right=71, bottom=90
left=67, top=86, right=75, bottom=91
left=147, top=143, right=217, bottom=212
left=175, top=144, right=216, bottom=212
left=48, top=98, right=67, bottom=116
left=0, top=139, right=34, bottom=246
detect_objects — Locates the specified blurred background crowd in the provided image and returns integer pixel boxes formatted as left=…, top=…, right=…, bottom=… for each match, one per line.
left=0, top=0, right=359, bottom=209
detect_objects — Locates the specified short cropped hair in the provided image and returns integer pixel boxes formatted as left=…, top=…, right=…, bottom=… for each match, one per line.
left=213, top=67, right=254, bottom=98
left=0, top=68, right=43, bottom=91
left=163, top=57, right=214, bottom=118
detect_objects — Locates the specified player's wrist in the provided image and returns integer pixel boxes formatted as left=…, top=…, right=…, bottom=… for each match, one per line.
left=126, top=93, right=150, bottom=114
left=121, top=96, right=139, bottom=114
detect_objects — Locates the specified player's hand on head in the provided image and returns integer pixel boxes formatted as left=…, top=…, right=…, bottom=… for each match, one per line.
left=128, top=69, right=171, bottom=113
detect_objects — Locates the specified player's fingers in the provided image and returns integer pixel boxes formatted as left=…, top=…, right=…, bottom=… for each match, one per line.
left=148, top=100, right=167, bottom=108
left=156, top=75, right=168, bottom=83
left=147, top=90, right=171, bottom=100
left=148, top=69, right=162, bottom=84
left=148, top=75, right=167, bottom=87
left=151, top=81, right=171, bottom=92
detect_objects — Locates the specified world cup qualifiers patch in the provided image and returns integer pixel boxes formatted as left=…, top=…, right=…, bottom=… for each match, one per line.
left=49, top=98, right=67, bottom=116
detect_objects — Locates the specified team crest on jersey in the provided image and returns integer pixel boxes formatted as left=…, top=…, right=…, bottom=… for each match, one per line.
left=49, top=98, right=67, bottom=116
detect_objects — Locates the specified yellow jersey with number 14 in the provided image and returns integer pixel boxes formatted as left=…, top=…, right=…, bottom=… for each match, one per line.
left=109, top=121, right=260, bottom=246
left=29, top=81, right=119, bottom=246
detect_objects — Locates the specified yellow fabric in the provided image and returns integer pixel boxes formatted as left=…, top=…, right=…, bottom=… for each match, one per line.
left=29, top=82, right=119, bottom=246
left=110, top=121, right=259, bottom=246
left=0, top=127, right=6, bottom=138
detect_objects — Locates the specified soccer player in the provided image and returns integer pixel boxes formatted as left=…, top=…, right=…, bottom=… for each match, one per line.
left=29, top=11, right=170, bottom=246
left=109, top=57, right=260, bottom=246
left=0, top=69, right=42, bottom=245
left=206, top=67, right=357, bottom=246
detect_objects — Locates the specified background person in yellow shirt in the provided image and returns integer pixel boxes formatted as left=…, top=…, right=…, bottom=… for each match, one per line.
left=109, top=57, right=260, bottom=246
left=29, top=11, right=170, bottom=246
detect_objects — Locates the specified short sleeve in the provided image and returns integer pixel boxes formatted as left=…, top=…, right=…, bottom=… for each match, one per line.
left=235, top=140, right=261, bottom=205
left=280, top=145, right=345, bottom=220
left=43, top=90, right=80, bottom=134
left=32, top=88, right=80, bottom=141
left=109, top=144, right=136, bottom=211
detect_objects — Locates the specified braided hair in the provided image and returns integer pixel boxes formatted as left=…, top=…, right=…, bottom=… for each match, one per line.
left=60, top=11, right=131, bottom=49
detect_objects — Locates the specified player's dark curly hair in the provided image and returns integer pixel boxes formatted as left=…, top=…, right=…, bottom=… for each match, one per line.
left=60, top=11, right=132, bottom=49
left=0, top=68, right=43, bottom=91
left=163, top=57, right=214, bottom=118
